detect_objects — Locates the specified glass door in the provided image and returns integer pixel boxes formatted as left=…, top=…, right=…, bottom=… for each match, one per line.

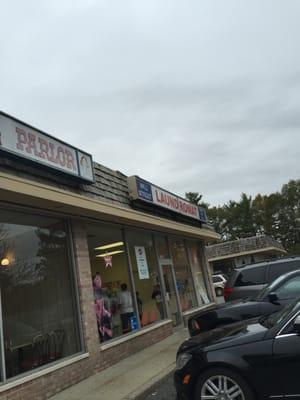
left=160, top=262, right=181, bottom=326
left=155, top=235, right=182, bottom=327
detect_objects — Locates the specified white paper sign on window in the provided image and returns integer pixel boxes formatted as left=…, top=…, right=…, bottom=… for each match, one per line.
left=134, top=246, right=150, bottom=280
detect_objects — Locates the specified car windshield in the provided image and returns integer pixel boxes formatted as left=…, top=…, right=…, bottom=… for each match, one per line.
left=259, top=298, right=300, bottom=328
left=252, top=273, right=291, bottom=302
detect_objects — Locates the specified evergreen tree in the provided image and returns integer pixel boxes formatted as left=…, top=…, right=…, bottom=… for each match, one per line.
left=189, top=179, right=300, bottom=255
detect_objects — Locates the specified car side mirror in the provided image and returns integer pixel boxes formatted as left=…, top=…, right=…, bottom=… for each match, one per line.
left=268, top=292, right=279, bottom=304
left=294, top=315, right=300, bottom=335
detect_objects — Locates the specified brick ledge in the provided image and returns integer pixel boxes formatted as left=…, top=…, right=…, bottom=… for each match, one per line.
left=0, top=352, right=89, bottom=393
left=99, top=319, right=173, bottom=351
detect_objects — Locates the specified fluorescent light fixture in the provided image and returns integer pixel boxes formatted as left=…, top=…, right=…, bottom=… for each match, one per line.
left=1, top=258, right=9, bottom=267
left=94, top=241, right=124, bottom=251
left=96, top=250, right=124, bottom=258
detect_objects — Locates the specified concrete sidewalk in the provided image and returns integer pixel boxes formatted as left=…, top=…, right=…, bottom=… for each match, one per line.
left=50, top=328, right=188, bottom=400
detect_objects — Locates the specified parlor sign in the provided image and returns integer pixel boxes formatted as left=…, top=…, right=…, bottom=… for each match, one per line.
left=0, top=112, right=94, bottom=183
left=127, top=176, right=207, bottom=223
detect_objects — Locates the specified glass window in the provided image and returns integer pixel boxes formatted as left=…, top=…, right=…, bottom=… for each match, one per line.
left=234, top=266, right=266, bottom=287
left=126, top=230, right=165, bottom=326
left=276, top=276, right=300, bottom=299
left=170, top=239, right=197, bottom=311
left=0, top=209, right=81, bottom=379
left=187, top=241, right=210, bottom=305
left=87, top=224, right=135, bottom=342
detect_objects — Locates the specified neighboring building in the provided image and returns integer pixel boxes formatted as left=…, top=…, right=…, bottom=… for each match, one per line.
left=0, top=111, right=218, bottom=400
left=207, top=235, right=286, bottom=276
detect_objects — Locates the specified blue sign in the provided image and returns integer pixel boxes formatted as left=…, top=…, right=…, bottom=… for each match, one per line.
left=198, top=207, right=207, bottom=224
left=136, top=177, right=153, bottom=202
left=130, top=315, right=139, bottom=331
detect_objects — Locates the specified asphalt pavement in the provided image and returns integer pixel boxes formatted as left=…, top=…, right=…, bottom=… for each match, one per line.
left=141, top=373, right=176, bottom=400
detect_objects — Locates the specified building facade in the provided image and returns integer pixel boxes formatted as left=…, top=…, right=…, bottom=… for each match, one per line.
left=0, top=112, right=218, bottom=400
left=207, top=235, right=286, bottom=276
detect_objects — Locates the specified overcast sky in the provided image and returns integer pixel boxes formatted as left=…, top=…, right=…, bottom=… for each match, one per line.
left=1, top=0, right=299, bottom=206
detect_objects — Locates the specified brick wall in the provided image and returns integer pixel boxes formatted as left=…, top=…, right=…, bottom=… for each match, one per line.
left=0, top=220, right=173, bottom=400
left=100, top=322, right=173, bottom=369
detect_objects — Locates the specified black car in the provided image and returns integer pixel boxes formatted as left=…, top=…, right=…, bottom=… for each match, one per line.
left=189, top=269, right=300, bottom=336
left=175, top=298, right=300, bottom=400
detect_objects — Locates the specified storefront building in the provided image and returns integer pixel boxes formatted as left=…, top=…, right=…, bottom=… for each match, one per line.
left=0, top=112, right=219, bottom=400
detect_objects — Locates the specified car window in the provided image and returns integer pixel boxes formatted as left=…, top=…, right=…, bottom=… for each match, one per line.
left=255, top=273, right=294, bottom=301
left=213, top=276, right=222, bottom=283
left=234, top=267, right=266, bottom=287
left=268, top=261, right=300, bottom=282
left=275, top=276, right=300, bottom=299
left=261, top=299, right=300, bottom=329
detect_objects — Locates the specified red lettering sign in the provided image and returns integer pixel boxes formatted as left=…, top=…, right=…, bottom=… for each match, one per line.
left=15, top=128, right=76, bottom=171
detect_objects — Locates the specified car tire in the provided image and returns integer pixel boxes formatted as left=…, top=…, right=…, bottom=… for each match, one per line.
left=194, top=367, right=255, bottom=400
left=215, top=287, right=223, bottom=297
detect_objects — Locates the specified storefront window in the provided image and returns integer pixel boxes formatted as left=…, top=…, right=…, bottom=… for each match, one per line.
left=126, top=230, right=165, bottom=326
left=0, top=209, right=81, bottom=379
left=170, top=239, right=197, bottom=311
left=186, top=241, right=210, bottom=305
left=87, top=224, right=136, bottom=342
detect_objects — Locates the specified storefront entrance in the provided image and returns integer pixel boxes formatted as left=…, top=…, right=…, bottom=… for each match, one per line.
left=160, top=261, right=182, bottom=327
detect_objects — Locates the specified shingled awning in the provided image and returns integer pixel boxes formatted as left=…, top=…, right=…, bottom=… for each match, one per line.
left=206, top=235, right=286, bottom=261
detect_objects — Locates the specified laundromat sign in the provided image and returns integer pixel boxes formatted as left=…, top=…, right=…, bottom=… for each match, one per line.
left=127, top=176, right=207, bottom=223
left=0, top=112, right=94, bottom=183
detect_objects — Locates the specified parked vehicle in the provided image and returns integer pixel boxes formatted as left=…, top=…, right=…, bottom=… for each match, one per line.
left=212, top=274, right=227, bottom=296
left=224, top=256, right=300, bottom=301
left=188, top=269, right=300, bottom=336
left=175, top=298, right=300, bottom=400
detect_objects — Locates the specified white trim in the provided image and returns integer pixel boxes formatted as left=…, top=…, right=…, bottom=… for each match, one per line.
left=276, top=311, right=300, bottom=338
left=0, top=352, right=89, bottom=393
left=99, top=320, right=173, bottom=351
left=276, top=333, right=298, bottom=339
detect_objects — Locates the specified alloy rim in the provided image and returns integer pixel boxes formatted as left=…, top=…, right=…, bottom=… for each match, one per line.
left=200, top=375, right=245, bottom=400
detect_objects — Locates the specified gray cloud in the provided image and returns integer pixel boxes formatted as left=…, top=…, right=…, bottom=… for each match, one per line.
left=0, top=0, right=300, bottom=205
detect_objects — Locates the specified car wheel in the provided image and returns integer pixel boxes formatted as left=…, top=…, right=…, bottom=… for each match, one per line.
left=194, top=367, right=255, bottom=400
left=215, top=287, right=223, bottom=297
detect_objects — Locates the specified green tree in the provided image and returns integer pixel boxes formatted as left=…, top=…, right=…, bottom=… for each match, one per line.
left=185, top=192, right=209, bottom=209
left=277, top=180, right=300, bottom=253
left=188, top=179, right=300, bottom=255
left=185, top=192, right=203, bottom=205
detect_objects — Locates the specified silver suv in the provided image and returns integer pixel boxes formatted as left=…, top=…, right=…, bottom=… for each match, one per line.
left=224, top=257, right=300, bottom=301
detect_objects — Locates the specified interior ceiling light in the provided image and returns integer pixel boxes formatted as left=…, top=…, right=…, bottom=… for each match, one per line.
left=96, top=250, right=124, bottom=258
left=94, top=241, right=124, bottom=251
left=1, top=258, right=9, bottom=267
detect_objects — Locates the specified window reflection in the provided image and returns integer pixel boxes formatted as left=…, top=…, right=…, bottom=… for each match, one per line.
left=187, top=241, right=210, bottom=305
left=0, top=210, right=81, bottom=379
left=170, top=239, right=197, bottom=311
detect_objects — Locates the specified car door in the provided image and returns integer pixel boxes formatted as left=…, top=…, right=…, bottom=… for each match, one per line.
left=272, top=312, right=300, bottom=397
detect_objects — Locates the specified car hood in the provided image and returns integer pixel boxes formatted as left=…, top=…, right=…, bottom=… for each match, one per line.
left=188, top=299, right=263, bottom=336
left=214, top=298, right=256, bottom=309
left=180, top=318, right=268, bottom=354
